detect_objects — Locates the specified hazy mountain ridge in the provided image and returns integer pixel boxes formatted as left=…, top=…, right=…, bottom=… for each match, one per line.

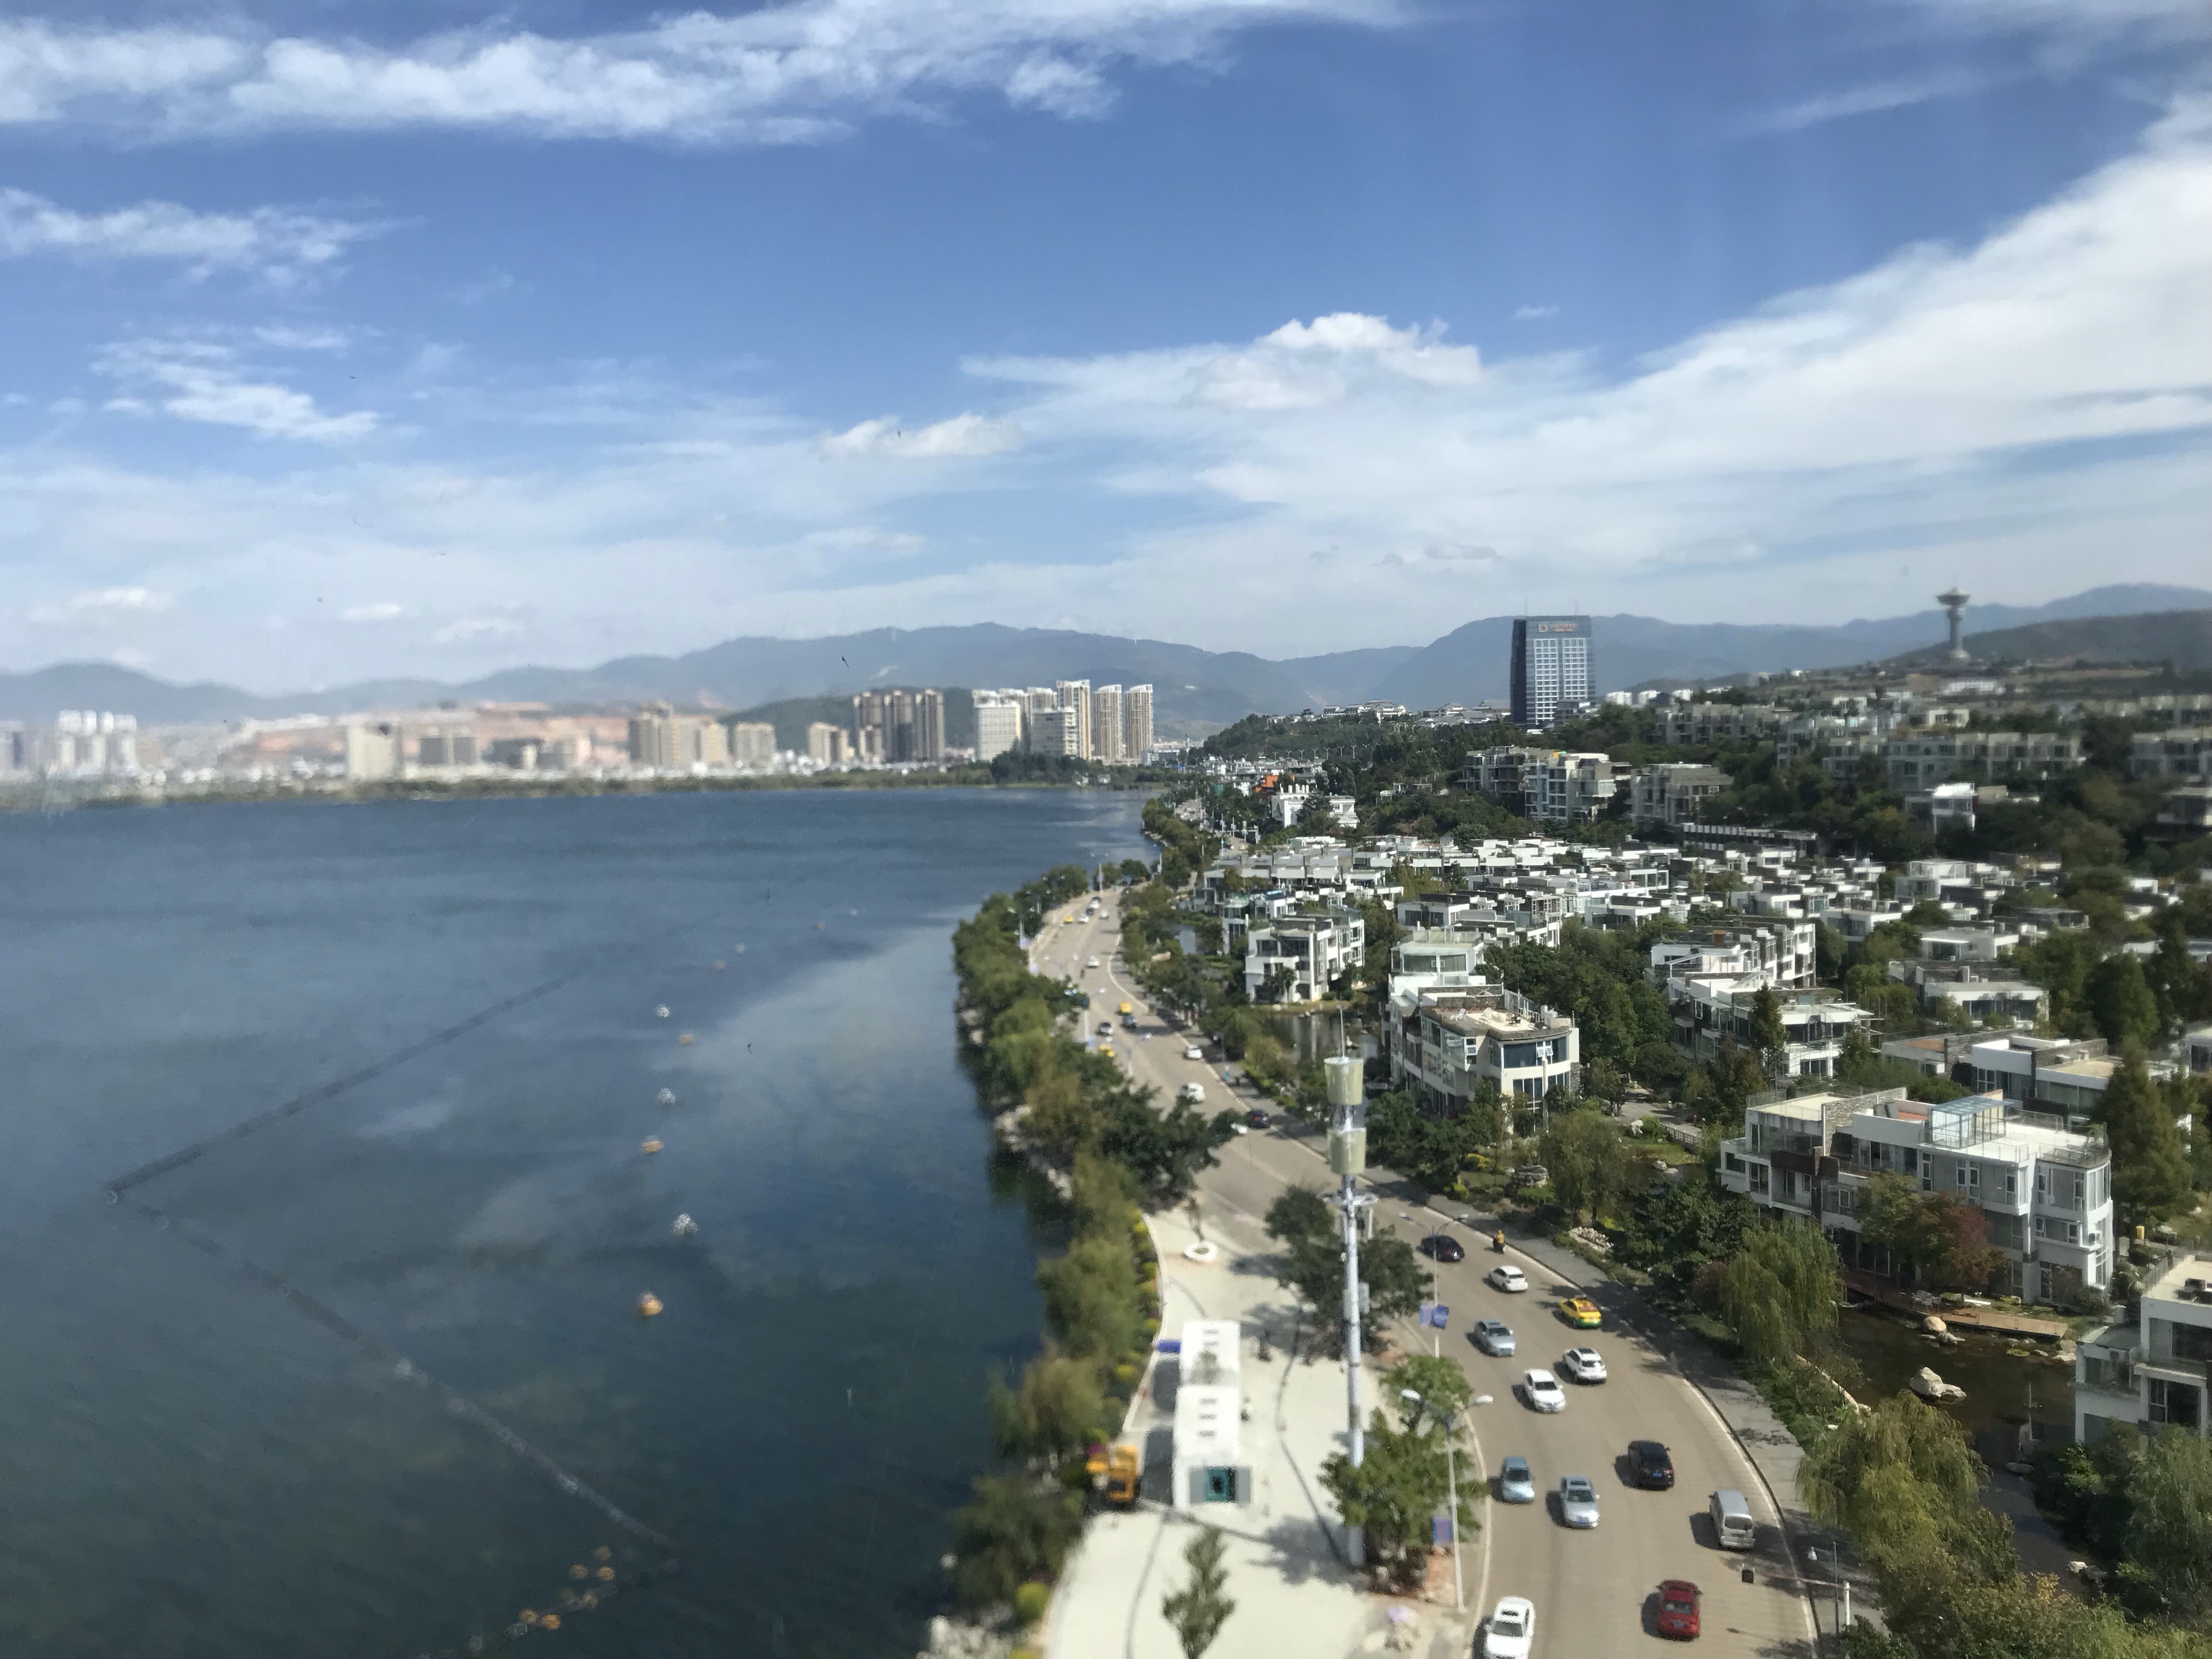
left=4, top=585, right=2205, bottom=729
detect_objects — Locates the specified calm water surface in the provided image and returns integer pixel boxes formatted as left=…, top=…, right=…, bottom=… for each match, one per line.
left=0, top=788, right=1146, bottom=1658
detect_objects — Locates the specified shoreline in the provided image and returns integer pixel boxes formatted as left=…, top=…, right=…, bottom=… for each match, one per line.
left=3, top=770, right=1164, bottom=814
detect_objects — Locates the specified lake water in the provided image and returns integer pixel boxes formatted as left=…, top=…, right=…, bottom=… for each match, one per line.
left=0, top=788, right=1148, bottom=1659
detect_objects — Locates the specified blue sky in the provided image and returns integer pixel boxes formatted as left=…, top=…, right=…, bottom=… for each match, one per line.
left=0, top=0, right=2207, bottom=691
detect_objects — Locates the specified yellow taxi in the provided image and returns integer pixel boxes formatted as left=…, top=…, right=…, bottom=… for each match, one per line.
left=1560, top=1296, right=1603, bottom=1329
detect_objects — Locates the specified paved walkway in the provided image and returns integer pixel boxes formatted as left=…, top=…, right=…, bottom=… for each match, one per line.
left=1043, top=1204, right=1474, bottom=1659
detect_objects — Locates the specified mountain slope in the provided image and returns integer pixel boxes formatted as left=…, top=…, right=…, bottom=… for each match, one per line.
left=1886, top=610, right=2212, bottom=672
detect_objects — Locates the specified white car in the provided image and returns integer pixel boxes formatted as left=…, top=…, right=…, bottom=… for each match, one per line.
left=1087, top=957, right=1100, bottom=968
left=1482, top=1595, right=1535, bottom=1659
left=1487, top=1265, right=1528, bottom=1294
left=1178, top=1082, right=1206, bottom=1104
left=1520, top=1369, right=1565, bottom=1412
left=1184, top=1045, right=1204, bottom=1060
left=1560, top=1347, right=1608, bottom=1384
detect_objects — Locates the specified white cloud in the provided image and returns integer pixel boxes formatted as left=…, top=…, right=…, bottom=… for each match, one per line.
left=97, top=339, right=377, bottom=442
left=1512, top=304, right=1558, bottom=321
left=821, top=412, right=1025, bottom=459
left=0, top=4, right=1405, bottom=145
left=71, top=585, right=171, bottom=613
left=2, top=97, right=2208, bottom=680
left=341, top=602, right=403, bottom=623
left=0, top=186, right=381, bottom=280
left=1752, top=70, right=1988, bottom=134
left=433, top=617, right=524, bottom=643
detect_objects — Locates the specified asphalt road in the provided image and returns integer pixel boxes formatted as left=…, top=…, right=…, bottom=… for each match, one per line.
left=1032, top=892, right=1816, bottom=1659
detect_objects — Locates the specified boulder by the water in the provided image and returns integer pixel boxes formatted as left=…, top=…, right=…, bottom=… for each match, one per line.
left=1922, top=1314, right=1948, bottom=1334
left=1909, top=1366, right=1965, bottom=1402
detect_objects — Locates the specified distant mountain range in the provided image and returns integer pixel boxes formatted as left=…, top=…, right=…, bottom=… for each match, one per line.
left=4, top=583, right=2206, bottom=735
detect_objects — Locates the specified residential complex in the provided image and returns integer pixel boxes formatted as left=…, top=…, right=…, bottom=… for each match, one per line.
left=968, top=681, right=1156, bottom=764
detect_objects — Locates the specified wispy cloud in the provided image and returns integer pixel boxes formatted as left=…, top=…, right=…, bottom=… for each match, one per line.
left=0, top=185, right=381, bottom=280
left=821, top=412, right=1025, bottom=459
left=1752, top=70, right=1986, bottom=134
left=0, top=3, right=1406, bottom=145
left=433, top=617, right=524, bottom=644
left=97, top=339, right=377, bottom=442
left=1511, top=304, right=1558, bottom=321
left=341, top=602, right=403, bottom=623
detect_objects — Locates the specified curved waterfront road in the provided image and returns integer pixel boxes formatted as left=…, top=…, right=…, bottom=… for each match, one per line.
left=1036, top=894, right=1817, bottom=1659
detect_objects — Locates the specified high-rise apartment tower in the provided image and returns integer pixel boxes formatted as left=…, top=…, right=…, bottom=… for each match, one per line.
left=1509, top=617, right=1592, bottom=731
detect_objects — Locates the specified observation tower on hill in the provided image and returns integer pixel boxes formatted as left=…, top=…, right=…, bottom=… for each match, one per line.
left=1937, top=589, right=1971, bottom=662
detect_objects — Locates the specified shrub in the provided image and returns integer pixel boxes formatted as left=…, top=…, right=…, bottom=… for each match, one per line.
left=1013, top=1582, right=1051, bottom=1627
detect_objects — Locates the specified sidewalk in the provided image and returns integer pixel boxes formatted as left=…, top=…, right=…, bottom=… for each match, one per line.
left=1043, top=1203, right=1474, bottom=1659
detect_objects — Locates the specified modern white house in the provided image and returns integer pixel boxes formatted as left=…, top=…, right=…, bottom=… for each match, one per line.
left=2075, top=1252, right=2212, bottom=1443
left=1172, top=1320, right=1253, bottom=1511
left=1718, top=1088, right=2114, bottom=1305
left=1968, top=1034, right=2176, bottom=1128
left=1386, top=984, right=1582, bottom=1107
left=1662, top=975, right=1872, bottom=1080
left=1243, top=908, right=1366, bottom=1002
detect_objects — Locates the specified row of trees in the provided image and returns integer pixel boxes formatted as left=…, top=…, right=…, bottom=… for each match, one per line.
left=944, top=864, right=1238, bottom=1618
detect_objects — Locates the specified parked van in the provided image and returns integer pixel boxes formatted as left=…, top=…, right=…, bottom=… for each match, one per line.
left=1709, top=1489, right=1757, bottom=1551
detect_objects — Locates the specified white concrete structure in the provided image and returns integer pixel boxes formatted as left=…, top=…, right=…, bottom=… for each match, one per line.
left=1629, top=763, right=1731, bottom=830
left=1719, top=1089, right=2114, bottom=1302
left=2075, top=1251, right=2212, bottom=1442
left=1386, top=984, right=1581, bottom=1106
left=1967, top=1035, right=2176, bottom=1128
left=972, top=691, right=1025, bottom=762
left=1173, top=1319, right=1253, bottom=1511
left=1244, top=909, right=1366, bottom=1002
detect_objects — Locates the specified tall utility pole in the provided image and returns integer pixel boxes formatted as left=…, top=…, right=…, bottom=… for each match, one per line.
left=1324, top=1054, right=1370, bottom=1570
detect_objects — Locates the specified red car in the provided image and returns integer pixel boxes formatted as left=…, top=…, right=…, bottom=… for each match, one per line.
left=1657, top=1579, right=1701, bottom=1640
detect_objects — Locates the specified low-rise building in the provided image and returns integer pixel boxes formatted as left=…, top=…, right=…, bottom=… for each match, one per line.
left=2074, top=1252, right=2212, bottom=1443
left=1720, top=1089, right=2114, bottom=1303
left=1629, top=763, right=1731, bottom=830
left=1884, top=730, right=2083, bottom=792
left=1386, top=984, right=1581, bottom=1107
left=1967, top=1034, right=2177, bottom=1127
left=1664, top=977, right=1871, bottom=1079
left=1244, top=908, right=1366, bottom=1002
left=1460, top=747, right=1617, bottom=824
left=730, top=721, right=777, bottom=767
left=1650, top=919, right=1819, bottom=990
left=2131, top=727, right=2212, bottom=782
left=1660, top=703, right=1787, bottom=746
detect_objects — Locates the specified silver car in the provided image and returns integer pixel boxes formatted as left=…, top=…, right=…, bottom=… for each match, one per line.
left=1498, top=1455, right=1536, bottom=1504
left=1472, top=1318, right=1516, bottom=1357
left=1557, top=1475, right=1600, bottom=1529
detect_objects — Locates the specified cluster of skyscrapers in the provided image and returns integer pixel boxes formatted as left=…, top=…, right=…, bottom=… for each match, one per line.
left=970, top=681, right=1153, bottom=764
left=1, top=709, right=148, bottom=778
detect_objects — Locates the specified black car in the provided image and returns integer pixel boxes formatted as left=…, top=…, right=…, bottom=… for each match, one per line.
left=1419, top=1233, right=1466, bottom=1263
left=1628, top=1440, right=1675, bottom=1489
left=1244, top=1108, right=1273, bottom=1129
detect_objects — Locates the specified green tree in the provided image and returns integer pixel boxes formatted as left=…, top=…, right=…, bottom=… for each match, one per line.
left=1321, top=1410, right=1476, bottom=1588
left=2085, top=954, right=2162, bottom=1052
left=2101, top=1049, right=2193, bottom=1227
left=1037, top=1229, right=1142, bottom=1361
left=2148, top=912, right=2211, bottom=1037
left=1160, top=1526, right=1235, bottom=1659
left=1747, top=985, right=1791, bottom=1082
left=1618, top=1171, right=1753, bottom=1293
left=988, top=1346, right=1110, bottom=1470
left=1703, top=1222, right=1841, bottom=1372
left=1385, top=1354, right=1472, bottom=1434
left=1266, top=1194, right=1426, bottom=1352
left=947, top=1475, right=1085, bottom=1609
left=1861, top=1174, right=2004, bottom=1291
left=2124, top=1430, right=2212, bottom=1628
left=1799, top=1392, right=2016, bottom=1589
left=1537, top=1110, right=1635, bottom=1222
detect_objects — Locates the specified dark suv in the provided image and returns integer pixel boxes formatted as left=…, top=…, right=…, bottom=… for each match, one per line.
left=1629, top=1440, right=1675, bottom=1489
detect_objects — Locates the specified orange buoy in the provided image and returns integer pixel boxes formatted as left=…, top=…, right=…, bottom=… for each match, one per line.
left=639, top=1138, right=663, bottom=1154
left=595, top=1565, right=615, bottom=1582
left=569, top=1565, right=588, bottom=1580
left=520, top=1610, right=539, bottom=1626
left=540, top=1613, right=561, bottom=1630
left=594, top=1546, right=612, bottom=1561
left=678, top=1032, right=693, bottom=1045
left=637, top=1292, right=663, bottom=1317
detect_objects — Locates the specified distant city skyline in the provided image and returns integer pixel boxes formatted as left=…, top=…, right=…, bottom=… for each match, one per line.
left=0, top=2, right=2205, bottom=686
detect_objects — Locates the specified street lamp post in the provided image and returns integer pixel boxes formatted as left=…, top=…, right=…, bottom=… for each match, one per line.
left=1401, top=1387, right=1464, bottom=1611
left=1324, top=1054, right=1369, bottom=1570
